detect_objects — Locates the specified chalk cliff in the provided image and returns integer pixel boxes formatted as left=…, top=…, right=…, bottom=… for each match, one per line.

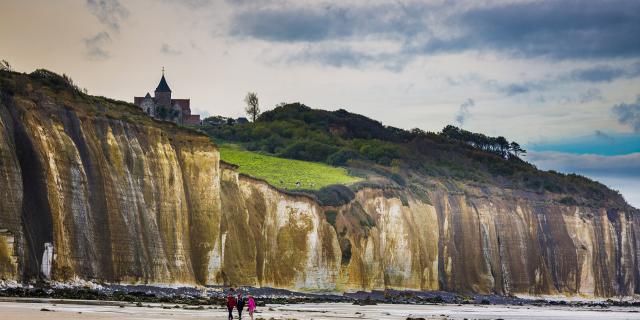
left=0, top=70, right=638, bottom=297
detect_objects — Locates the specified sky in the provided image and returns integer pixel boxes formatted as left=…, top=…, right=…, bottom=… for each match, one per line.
left=1, top=0, right=639, bottom=207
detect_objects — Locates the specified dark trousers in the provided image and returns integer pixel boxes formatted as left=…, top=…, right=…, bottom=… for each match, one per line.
left=237, top=306, right=243, bottom=318
left=227, top=307, right=234, bottom=319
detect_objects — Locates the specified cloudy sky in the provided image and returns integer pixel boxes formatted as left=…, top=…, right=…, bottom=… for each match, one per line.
left=1, top=0, right=639, bottom=207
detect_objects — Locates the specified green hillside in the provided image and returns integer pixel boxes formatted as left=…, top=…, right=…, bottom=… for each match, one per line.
left=201, top=103, right=632, bottom=210
left=220, top=144, right=361, bottom=190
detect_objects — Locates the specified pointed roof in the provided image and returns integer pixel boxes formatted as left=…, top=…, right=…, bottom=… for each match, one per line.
left=155, top=74, right=171, bottom=93
left=144, top=92, right=151, bottom=98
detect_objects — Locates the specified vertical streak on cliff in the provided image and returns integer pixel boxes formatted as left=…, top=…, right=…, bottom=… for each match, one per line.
left=632, top=215, right=640, bottom=294
left=179, top=143, right=221, bottom=285
left=218, top=168, right=258, bottom=286
left=0, top=100, right=22, bottom=279
left=60, top=112, right=113, bottom=280
left=441, top=192, right=492, bottom=293
left=10, top=103, right=53, bottom=280
left=474, top=201, right=502, bottom=293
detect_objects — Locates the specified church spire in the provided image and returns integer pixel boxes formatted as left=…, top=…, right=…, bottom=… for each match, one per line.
left=155, top=68, right=171, bottom=93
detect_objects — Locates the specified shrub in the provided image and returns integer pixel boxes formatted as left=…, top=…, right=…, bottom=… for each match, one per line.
left=327, top=148, right=359, bottom=166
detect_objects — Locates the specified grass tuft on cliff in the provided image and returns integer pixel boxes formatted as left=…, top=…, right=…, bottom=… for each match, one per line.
left=220, top=144, right=361, bottom=190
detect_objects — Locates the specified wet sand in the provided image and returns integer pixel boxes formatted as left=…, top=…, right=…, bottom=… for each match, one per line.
left=1, top=300, right=640, bottom=319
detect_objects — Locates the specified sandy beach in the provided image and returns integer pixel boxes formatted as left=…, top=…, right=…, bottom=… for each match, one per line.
left=1, top=300, right=640, bottom=320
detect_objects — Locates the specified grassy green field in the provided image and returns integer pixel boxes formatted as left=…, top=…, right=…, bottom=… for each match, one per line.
left=219, top=144, right=361, bottom=190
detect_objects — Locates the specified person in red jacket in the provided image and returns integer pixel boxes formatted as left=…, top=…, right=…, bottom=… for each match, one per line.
left=226, top=293, right=237, bottom=320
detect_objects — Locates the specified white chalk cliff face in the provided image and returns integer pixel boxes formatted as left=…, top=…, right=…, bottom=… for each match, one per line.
left=0, top=72, right=638, bottom=297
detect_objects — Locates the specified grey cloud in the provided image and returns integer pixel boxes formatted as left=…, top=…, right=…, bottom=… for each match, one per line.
left=612, top=96, right=640, bottom=132
left=285, top=47, right=404, bottom=72
left=569, top=63, right=640, bottom=82
left=230, top=3, right=427, bottom=43
left=503, top=83, right=530, bottom=96
left=455, top=98, right=474, bottom=126
left=86, top=0, right=129, bottom=31
left=162, top=0, right=213, bottom=9
left=228, top=0, right=640, bottom=69
left=161, top=43, right=182, bottom=56
left=500, top=81, right=546, bottom=96
left=83, top=32, right=112, bottom=60
left=496, top=62, right=637, bottom=97
left=570, top=66, right=625, bottom=82
left=528, top=151, right=640, bottom=178
left=424, top=0, right=640, bottom=60
left=578, top=88, right=604, bottom=103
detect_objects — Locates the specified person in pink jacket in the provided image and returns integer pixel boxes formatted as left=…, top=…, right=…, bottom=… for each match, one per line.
left=247, top=294, right=256, bottom=320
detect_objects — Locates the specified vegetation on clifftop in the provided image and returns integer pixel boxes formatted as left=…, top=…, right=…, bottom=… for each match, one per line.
left=201, top=103, right=631, bottom=209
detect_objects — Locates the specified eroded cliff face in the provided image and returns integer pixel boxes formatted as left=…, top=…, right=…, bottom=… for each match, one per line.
left=0, top=89, right=221, bottom=284
left=331, top=188, right=639, bottom=296
left=0, top=74, right=638, bottom=297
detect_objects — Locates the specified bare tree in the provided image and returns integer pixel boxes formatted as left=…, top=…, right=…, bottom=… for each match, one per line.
left=244, top=92, right=260, bottom=122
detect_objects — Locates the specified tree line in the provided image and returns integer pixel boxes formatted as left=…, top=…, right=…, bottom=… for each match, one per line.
left=441, top=125, right=526, bottom=159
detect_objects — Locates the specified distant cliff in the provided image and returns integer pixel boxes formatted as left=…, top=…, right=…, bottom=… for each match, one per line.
left=0, top=70, right=638, bottom=297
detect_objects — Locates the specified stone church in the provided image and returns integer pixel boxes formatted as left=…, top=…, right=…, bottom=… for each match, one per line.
left=134, top=71, right=201, bottom=125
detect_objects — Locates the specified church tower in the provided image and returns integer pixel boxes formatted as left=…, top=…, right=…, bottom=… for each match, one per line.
left=154, top=68, right=172, bottom=108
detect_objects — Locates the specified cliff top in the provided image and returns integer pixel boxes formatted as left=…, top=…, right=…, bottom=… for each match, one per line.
left=0, top=69, right=210, bottom=145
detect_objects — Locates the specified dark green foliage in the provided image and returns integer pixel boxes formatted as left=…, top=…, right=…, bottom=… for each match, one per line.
left=327, top=148, right=359, bottom=166
left=201, top=103, right=410, bottom=166
left=441, top=125, right=525, bottom=159
left=315, top=185, right=356, bottom=206
left=280, top=141, right=338, bottom=162
left=202, top=115, right=235, bottom=126
left=198, top=103, right=629, bottom=209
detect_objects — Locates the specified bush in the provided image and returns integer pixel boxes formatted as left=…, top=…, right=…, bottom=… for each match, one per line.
left=279, top=141, right=338, bottom=162
left=315, top=185, right=356, bottom=206
left=327, top=148, right=359, bottom=166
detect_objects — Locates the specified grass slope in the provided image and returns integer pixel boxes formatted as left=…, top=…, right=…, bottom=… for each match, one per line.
left=219, top=145, right=360, bottom=190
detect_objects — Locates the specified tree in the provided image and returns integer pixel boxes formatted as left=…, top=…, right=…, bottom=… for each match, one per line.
left=244, top=92, right=260, bottom=122
left=0, top=59, right=12, bottom=72
left=509, top=142, right=526, bottom=158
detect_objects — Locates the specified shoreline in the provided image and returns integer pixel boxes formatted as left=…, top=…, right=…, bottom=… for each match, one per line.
left=2, top=283, right=639, bottom=309
left=1, top=300, right=639, bottom=320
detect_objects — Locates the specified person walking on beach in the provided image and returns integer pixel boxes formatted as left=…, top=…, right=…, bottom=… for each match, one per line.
left=236, top=292, right=246, bottom=319
left=247, top=294, right=256, bottom=320
left=226, top=293, right=236, bottom=320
